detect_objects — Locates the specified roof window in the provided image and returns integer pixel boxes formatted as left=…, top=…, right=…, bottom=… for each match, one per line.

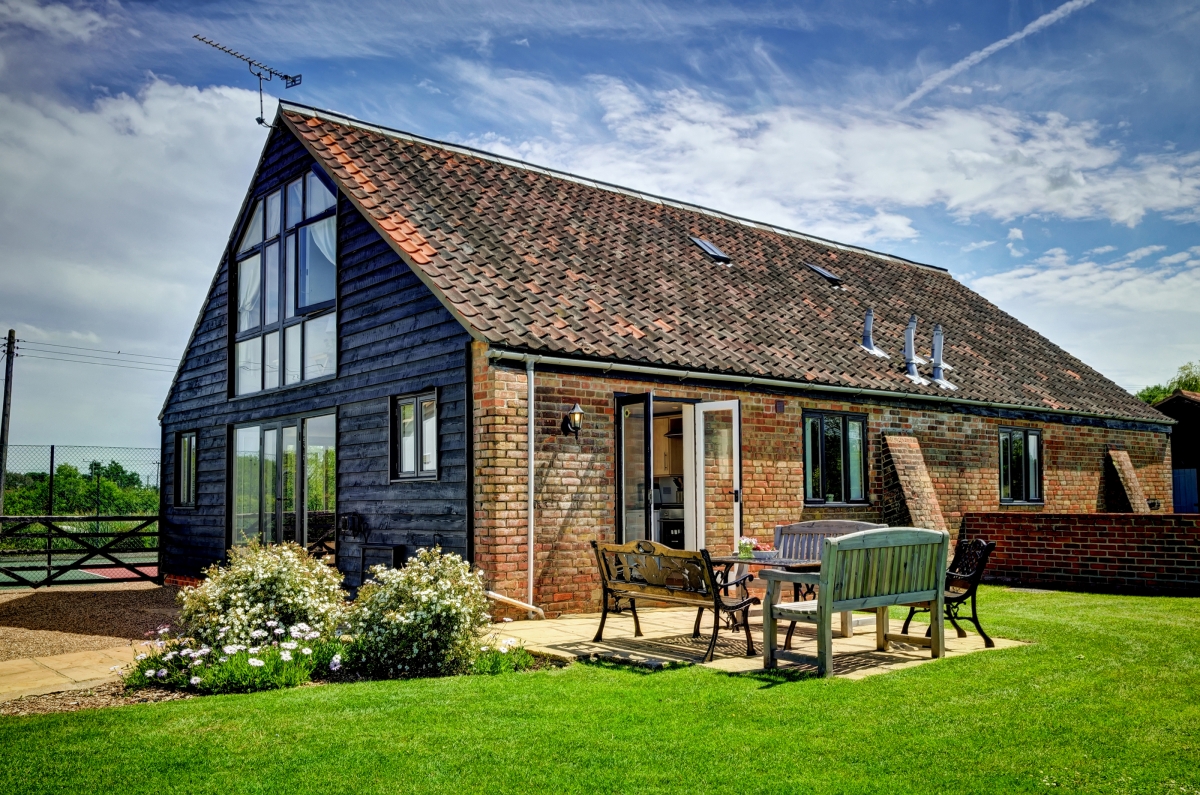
left=805, top=261, right=843, bottom=287
left=691, top=237, right=731, bottom=264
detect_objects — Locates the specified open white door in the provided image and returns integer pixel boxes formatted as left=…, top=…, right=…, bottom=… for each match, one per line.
left=688, top=400, right=742, bottom=551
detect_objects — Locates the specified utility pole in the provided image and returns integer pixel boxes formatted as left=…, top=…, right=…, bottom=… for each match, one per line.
left=0, top=329, right=14, bottom=516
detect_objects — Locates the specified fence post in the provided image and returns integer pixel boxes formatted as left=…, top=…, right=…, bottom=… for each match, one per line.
left=48, top=445, right=55, bottom=515
left=0, top=329, right=15, bottom=516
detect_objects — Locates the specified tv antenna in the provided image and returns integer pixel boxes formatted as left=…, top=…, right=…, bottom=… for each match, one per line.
left=193, top=35, right=302, bottom=128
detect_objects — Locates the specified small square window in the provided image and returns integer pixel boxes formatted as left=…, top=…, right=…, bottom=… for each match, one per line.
left=176, top=431, right=198, bottom=508
left=392, top=391, right=438, bottom=479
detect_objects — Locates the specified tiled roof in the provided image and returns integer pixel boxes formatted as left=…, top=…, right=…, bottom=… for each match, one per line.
left=280, top=103, right=1166, bottom=424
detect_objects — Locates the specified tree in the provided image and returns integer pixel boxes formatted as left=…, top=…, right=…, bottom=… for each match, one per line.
left=1138, top=361, right=1200, bottom=404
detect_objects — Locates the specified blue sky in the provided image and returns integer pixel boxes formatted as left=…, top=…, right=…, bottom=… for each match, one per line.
left=0, top=0, right=1198, bottom=446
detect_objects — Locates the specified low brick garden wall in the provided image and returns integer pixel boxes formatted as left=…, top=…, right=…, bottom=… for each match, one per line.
left=960, top=513, right=1200, bottom=596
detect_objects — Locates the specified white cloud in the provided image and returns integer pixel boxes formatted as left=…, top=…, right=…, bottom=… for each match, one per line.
left=961, top=239, right=996, bottom=252
left=1084, top=244, right=1116, bottom=255
left=969, top=248, right=1200, bottom=390
left=1157, top=250, right=1192, bottom=265
left=0, top=80, right=266, bottom=444
left=453, top=71, right=1200, bottom=243
left=1111, top=245, right=1166, bottom=266
left=1007, top=228, right=1024, bottom=240
left=895, top=0, right=1098, bottom=111
left=0, top=0, right=110, bottom=41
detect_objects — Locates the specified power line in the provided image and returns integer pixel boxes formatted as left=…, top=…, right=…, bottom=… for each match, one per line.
left=17, top=340, right=177, bottom=362
left=19, top=354, right=177, bottom=374
left=19, top=346, right=178, bottom=368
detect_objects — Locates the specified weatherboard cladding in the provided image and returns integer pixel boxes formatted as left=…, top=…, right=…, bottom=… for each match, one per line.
left=159, top=125, right=471, bottom=578
left=279, top=103, right=1164, bottom=425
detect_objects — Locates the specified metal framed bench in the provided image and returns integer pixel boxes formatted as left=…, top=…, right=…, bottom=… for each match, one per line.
left=762, top=527, right=950, bottom=677
left=591, top=539, right=760, bottom=662
left=902, top=537, right=997, bottom=647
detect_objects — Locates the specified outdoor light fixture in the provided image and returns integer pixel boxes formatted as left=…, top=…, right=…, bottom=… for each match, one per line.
left=562, top=403, right=584, bottom=440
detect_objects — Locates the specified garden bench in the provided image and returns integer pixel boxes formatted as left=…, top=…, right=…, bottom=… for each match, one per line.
left=591, top=539, right=760, bottom=663
left=768, top=520, right=886, bottom=644
left=762, top=527, right=950, bottom=677
left=901, top=537, right=997, bottom=647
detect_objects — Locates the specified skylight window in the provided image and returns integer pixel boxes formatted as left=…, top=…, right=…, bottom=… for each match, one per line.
left=805, top=261, right=843, bottom=286
left=691, top=236, right=731, bottom=263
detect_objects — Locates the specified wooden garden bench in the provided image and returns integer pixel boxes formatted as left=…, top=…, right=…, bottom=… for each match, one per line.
left=591, top=539, right=759, bottom=663
left=768, top=520, right=886, bottom=644
left=761, top=527, right=950, bottom=677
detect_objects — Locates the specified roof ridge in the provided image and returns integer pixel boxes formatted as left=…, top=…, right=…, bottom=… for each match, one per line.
left=278, top=100, right=949, bottom=274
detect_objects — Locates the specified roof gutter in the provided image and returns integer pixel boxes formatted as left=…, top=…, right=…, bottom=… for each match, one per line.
left=486, top=349, right=1172, bottom=428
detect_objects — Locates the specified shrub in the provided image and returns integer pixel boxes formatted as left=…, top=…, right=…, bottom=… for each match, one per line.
left=348, top=547, right=489, bottom=678
left=177, top=542, right=347, bottom=646
left=124, top=623, right=347, bottom=695
left=472, top=638, right=538, bottom=675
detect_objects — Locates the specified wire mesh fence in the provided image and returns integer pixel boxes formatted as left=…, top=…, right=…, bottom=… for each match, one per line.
left=0, top=446, right=161, bottom=587
left=1, top=445, right=160, bottom=517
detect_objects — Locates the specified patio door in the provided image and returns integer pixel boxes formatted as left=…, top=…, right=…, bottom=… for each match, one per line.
left=690, top=400, right=742, bottom=551
left=616, top=392, right=653, bottom=543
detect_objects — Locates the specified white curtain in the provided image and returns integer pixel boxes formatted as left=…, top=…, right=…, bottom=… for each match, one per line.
left=309, top=216, right=337, bottom=264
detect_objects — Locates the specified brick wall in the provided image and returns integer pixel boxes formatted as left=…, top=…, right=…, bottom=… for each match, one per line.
left=472, top=348, right=1172, bottom=616
left=961, top=512, right=1200, bottom=595
left=881, top=434, right=948, bottom=530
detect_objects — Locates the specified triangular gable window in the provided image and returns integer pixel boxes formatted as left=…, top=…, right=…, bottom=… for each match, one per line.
left=238, top=200, right=264, bottom=254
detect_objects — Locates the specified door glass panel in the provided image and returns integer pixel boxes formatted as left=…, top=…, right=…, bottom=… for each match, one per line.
left=621, top=400, right=648, bottom=542
left=233, top=426, right=261, bottom=545
left=281, top=426, right=298, bottom=543
left=701, top=409, right=735, bottom=553
left=848, top=419, right=865, bottom=501
left=263, top=428, right=278, bottom=543
left=304, top=414, right=336, bottom=558
left=823, top=415, right=844, bottom=503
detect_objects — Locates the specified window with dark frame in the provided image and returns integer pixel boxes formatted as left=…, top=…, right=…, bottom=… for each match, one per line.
left=999, top=427, right=1043, bottom=503
left=232, top=167, right=339, bottom=397
left=804, top=411, right=868, bottom=505
left=391, top=392, right=438, bottom=480
left=176, top=431, right=197, bottom=508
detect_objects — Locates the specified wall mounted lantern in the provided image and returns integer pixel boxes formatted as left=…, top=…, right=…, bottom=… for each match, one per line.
left=562, top=403, right=584, bottom=440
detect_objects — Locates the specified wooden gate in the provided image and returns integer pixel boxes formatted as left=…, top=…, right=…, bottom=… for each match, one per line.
left=0, top=515, right=159, bottom=588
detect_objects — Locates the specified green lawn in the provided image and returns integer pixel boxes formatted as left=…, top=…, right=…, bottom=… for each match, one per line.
left=2, top=587, right=1198, bottom=794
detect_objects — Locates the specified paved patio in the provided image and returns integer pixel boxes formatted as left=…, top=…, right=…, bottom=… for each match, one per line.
left=494, top=606, right=1022, bottom=678
left=0, top=644, right=149, bottom=701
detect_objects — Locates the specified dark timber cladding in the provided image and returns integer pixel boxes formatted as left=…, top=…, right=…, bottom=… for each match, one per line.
left=159, top=123, right=471, bottom=584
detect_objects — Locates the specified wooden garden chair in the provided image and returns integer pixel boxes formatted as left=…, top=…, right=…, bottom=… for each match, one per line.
left=761, top=527, right=950, bottom=677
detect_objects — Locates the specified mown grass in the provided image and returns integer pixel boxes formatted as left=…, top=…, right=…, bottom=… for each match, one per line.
left=1, top=587, right=1198, bottom=794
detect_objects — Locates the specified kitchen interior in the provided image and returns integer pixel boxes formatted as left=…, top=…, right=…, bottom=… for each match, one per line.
left=652, top=401, right=687, bottom=549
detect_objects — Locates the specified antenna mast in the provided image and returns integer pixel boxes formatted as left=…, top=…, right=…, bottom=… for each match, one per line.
left=193, top=35, right=302, bottom=127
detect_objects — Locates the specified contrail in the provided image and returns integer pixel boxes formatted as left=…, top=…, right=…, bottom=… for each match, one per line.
left=895, top=0, right=1098, bottom=111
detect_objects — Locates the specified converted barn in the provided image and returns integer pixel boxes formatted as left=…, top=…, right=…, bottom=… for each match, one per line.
left=159, top=102, right=1173, bottom=615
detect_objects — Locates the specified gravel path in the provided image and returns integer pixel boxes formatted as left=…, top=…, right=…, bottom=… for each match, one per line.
left=0, top=582, right=180, bottom=661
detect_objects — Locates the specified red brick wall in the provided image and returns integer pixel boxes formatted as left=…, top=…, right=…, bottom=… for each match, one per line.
left=472, top=347, right=1172, bottom=615
left=961, top=512, right=1200, bottom=595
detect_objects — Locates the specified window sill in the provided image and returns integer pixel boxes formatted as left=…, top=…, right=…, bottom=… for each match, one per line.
left=803, top=502, right=871, bottom=508
left=391, top=475, right=439, bottom=483
left=999, top=501, right=1045, bottom=507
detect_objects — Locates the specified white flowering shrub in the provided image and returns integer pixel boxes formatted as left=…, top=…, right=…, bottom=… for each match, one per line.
left=348, top=547, right=489, bottom=678
left=177, top=542, right=347, bottom=646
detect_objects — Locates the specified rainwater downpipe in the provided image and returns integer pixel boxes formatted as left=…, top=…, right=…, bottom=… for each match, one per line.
left=526, top=357, right=536, bottom=614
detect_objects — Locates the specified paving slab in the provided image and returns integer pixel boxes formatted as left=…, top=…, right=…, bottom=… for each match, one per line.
left=0, top=643, right=146, bottom=702
left=494, top=606, right=1023, bottom=678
